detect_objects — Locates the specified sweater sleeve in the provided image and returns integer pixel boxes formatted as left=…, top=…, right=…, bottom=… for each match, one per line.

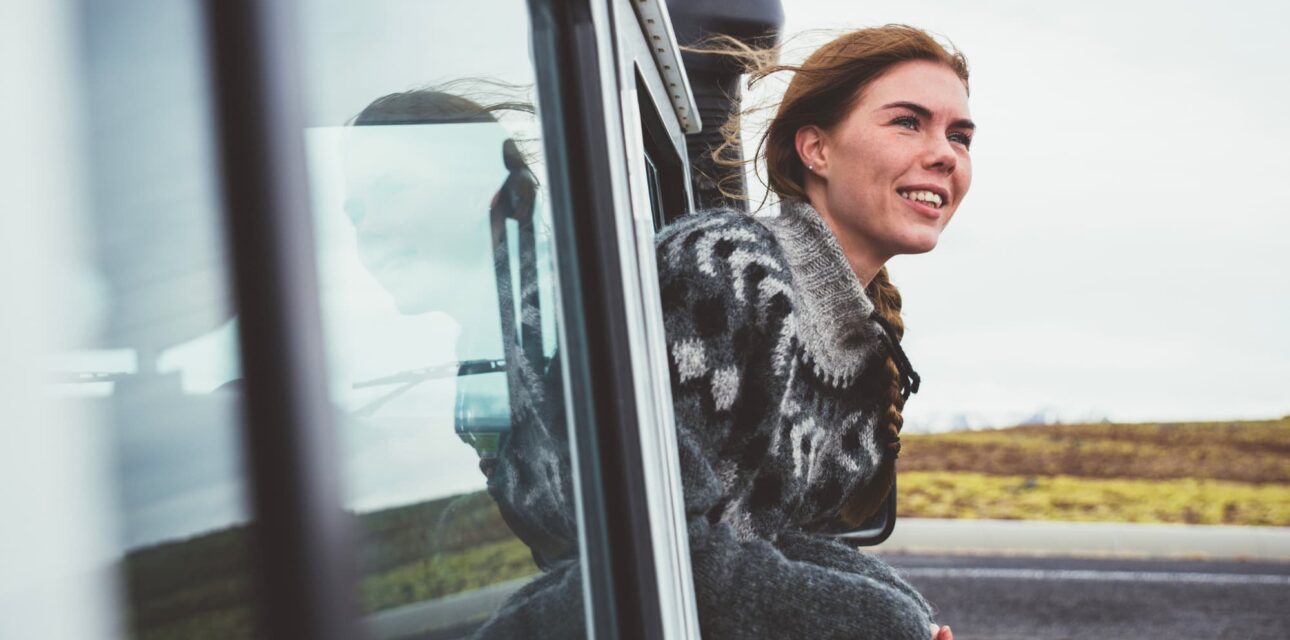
left=484, top=353, right=579, bottom=569
left=657, top=210, right=935, bottom=639
left=470, top=559, right=585, bottom=639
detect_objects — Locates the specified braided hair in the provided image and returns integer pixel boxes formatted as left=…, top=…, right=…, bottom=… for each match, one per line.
left=836, top=266, right=907, bottom=525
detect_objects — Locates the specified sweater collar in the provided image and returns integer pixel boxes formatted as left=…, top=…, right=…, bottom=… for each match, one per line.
left=758, top=199, right=886, bottom=387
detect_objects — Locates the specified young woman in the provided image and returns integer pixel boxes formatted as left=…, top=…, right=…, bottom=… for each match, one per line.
left=652, top=24, right=972, bottom=639
left=474, top=24, right=972, bottom=640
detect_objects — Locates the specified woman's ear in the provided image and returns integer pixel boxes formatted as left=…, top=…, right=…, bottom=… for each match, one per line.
left=795, top=125, right=827, bottom=175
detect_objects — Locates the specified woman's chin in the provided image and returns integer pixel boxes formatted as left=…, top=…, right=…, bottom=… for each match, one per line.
left=896, top=233, right=941, bottom=256
left=391, top=296, right=437, bottom=316
left=382, top=280, right=442, bottom=315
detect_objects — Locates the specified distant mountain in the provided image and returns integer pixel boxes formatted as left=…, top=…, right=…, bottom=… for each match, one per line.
left=905, top=406, right=1110, bottom=433
left=1016, top=406, right=1111, bottom=427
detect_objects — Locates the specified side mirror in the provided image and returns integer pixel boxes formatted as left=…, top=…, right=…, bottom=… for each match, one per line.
left=828, top=479, right=897, bottom=547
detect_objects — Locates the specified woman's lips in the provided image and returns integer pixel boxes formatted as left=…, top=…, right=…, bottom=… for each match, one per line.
left=363, top=241, right=419, bottom=273
left=900, top=194, right=943, bottom=220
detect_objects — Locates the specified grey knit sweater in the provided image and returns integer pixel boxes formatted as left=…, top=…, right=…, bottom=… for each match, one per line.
left=473, top=199, right=935, bottom=639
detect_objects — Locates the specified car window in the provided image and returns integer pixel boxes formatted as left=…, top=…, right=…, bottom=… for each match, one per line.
left=45, top=0, right=265, bottom=637
left=296, top=2, right=585, bottom=637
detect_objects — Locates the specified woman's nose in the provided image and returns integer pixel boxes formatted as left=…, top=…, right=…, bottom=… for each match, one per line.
left=346, top=200, right=403, bottom=236
left=343, top=198, right=365, bottom=227
left=922, top=135, right=957, bottom=175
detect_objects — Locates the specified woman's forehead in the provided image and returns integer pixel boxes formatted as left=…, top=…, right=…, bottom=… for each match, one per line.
left=860, top=60, right=971, bottom=119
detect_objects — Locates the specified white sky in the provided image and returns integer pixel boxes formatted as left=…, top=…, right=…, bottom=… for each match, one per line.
left=765, top=0, right=1290, bottom=429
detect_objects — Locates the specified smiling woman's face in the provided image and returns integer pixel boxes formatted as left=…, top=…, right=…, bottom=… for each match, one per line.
left=801, top=59, right=974, bottom=262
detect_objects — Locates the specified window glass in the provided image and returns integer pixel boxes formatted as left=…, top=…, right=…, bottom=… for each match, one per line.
left=634, top=74, right=687, bottom=228
left=297, top=2, right=584, bottom=637
left=48, top=0, right=264, bottom=638
left=643, top=149, right=667, bottom=231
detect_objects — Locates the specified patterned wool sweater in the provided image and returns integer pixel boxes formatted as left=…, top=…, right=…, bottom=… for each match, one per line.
left=661, top=198, right=913, bottom=538
left=474, top=199, right=934, bottom=639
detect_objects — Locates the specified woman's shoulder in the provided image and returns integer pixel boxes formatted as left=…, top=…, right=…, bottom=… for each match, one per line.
left=656, top=207, right=778, bottom=246
left=654, top=209, right=797, bottom=347
left=655, top=208, right=789, bottom=281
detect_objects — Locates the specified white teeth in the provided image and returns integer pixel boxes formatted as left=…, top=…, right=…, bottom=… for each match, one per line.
left=899, top=189, right=944, bottom=208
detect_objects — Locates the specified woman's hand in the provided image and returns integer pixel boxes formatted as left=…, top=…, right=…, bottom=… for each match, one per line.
left=929, top=623, right=953, bottom=640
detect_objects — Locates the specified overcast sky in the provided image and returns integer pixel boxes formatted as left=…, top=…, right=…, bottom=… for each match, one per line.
left=761, top=0, right=1290, bottom=429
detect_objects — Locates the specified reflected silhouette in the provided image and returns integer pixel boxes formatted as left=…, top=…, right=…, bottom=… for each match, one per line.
left=344, top=87, right=582, bottom=636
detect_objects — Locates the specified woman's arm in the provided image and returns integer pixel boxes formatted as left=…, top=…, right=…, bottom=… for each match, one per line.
left=676, top=426, right=936, bottom=640
left=774, top=530, right=934, bottom=619
left=485, top=353, right=579, bottom=568
left=470, top=559, right=584, bottom=639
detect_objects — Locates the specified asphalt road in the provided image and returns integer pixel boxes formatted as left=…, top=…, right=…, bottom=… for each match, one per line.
left=882, top=553, right=1290, bottom=640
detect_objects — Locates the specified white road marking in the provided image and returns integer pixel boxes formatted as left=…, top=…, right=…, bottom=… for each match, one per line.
left=901, top=567, right=1290, bottom=586
left=883, top=519, right=1290, bottom=562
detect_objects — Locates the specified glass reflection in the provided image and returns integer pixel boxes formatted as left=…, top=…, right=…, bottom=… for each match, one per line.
left=307, top=85, right=581, bottom=638
left=49, top=0, right=262, bottom=638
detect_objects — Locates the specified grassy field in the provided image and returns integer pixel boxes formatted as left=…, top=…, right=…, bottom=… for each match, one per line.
left=898, top=417, right=1290, bottom=525
left=122, top=491, right=538, bottom=640
left=899, top=471, right=1290, bottom=525
left=357, top=537, right=536, bottom=613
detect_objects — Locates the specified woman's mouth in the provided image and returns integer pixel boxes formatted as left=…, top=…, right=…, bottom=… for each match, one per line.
left=897, top=188, right=946, bottom=219
left=362, top=241, right=420, bottom=274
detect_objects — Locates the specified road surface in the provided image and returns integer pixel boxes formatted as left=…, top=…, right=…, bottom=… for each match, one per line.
left=884, top=553, right=1290, bottom=640
left=366, top=518, right=1290, bottom=639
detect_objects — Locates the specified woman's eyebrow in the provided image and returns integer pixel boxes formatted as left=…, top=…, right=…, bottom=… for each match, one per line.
left=880, top=101, right=976, bottom=130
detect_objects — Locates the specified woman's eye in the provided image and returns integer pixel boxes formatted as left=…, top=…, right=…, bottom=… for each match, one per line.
left=892, top=116, right=919, bottom=130
left=949, top=132, right=973, bottom=148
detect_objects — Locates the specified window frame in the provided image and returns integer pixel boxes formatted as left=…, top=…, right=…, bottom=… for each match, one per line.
left=608, top=0, right=705, bottom=637
left=202, top=1, right=360, bottom=638
left=527, top=0, right=695, bottom=635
